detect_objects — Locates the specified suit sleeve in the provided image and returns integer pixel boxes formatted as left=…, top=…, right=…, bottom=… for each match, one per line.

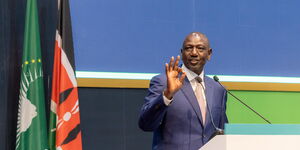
left=219, top=89, right=228, bottom=129
left=138, top=75, right=168, bottom=131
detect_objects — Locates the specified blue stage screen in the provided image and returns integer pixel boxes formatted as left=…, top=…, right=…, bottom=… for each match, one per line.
left=71, top=0, right=300, bottom=77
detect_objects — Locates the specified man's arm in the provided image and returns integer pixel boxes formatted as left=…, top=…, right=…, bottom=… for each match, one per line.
left=138, top=75, right=168, bottom=131
left=138, top=56, right=186, bottom=131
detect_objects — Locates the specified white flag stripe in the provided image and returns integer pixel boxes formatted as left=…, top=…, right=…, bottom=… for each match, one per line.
left=56, top=32, right=77, bottom=87
left=61, top=48, right=77, bottom=87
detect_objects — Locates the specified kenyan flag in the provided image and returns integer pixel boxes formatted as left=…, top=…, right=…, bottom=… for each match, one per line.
left=48, top=0, right=82, bottom=150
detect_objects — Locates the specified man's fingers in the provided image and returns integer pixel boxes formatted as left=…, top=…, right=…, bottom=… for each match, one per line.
left=177, top=67, right=183, bottom=73
left=169, top=56, right=174, bottom=71
left=167, top=55, right=181, bottom=73
left=173, top=55, right=180, bottom=70
left=165, top=63, right=169, bottom=73
left=175, top=55, right=180, bottom=64
left=179, top=72, right=186, bottom=83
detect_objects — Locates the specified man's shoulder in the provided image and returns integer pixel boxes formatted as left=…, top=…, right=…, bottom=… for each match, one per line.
left=150, top=73, right=167, bottom=85
left=151, top=73, right=166, bottom=80
left=204, top=75, right=214, bottom=84
left=204, top=75, right=223, bottom=90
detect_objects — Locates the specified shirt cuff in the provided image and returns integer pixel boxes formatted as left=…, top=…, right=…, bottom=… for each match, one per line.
left=163, top=93, right=173, bottom=106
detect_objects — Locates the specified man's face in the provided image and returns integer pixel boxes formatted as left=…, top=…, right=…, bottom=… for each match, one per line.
left=181, top=34, right=212, bottom=75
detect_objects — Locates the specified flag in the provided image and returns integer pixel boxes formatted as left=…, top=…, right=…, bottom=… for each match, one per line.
left=16, top=0, right=49, bottom=149
left=48, top=0, right=82, bottom=149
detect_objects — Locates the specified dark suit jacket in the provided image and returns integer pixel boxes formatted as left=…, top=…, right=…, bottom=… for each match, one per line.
left=139, top=74, right=228, bottom=150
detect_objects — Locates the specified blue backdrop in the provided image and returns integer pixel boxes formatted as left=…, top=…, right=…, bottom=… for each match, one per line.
left=71, top=0, right=300, bottom=77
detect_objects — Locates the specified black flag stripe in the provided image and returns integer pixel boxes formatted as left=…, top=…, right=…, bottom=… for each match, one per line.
left=61, top=124, right=81, bottom=146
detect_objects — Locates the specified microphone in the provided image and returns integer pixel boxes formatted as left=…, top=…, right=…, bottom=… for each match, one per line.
left=195, top=77, right=224, bottom=138
left=213, top=75, right=271, bottom=124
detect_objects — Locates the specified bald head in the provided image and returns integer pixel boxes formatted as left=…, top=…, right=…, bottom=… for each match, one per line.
left=182, top=32, right=210, bottom=49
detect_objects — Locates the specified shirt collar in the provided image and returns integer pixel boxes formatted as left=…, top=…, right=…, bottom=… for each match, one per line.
left=182, top=64, right=204, bottom=82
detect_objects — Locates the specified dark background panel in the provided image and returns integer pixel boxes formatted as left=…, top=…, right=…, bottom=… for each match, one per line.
left=1, top=0, right=22, bottom=149
left=79, top=88, right=152, bottom=150
left=0, top=0, right=10, bottom=149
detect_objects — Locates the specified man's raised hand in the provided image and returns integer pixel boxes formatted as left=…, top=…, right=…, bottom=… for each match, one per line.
left=164, top=55, right=186, bottom=99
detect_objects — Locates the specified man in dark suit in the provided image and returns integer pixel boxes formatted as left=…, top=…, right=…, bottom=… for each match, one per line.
left=138, top=32, right=228, bottom=150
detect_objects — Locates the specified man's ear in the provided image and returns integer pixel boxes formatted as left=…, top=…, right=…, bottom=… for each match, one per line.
left=207, top=48, right=212, bottom=60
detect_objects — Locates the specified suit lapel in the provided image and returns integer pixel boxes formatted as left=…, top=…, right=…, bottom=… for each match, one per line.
left=180, top=77, right=204, bottom=127
left=204, top=76, right=214, bottom=127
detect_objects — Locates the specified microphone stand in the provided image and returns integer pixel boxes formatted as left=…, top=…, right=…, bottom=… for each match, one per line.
left=195, top=77, right=224, bottom=141
left=213, top=76, right=272, bottom=124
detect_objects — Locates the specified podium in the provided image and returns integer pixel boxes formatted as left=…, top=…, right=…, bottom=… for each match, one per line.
left=200, top=124, right=300, bottom=150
